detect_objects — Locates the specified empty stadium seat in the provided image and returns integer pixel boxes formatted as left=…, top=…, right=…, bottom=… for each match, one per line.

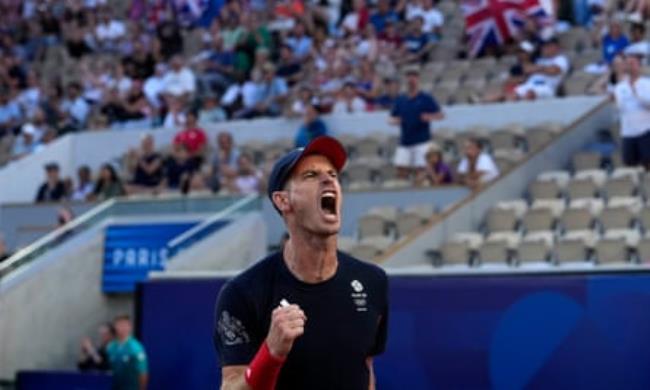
left=358, top=214, right=388, bottom=238
left=485, top=208, right=518, bottom=233
left=572, top=152, right=601, bottom=171
left=555, top=238, right=589, bottom=263
left=521, top=208, right=555, bottom=233
left=604, top=176, right=637, bottom=198
left=567, top=176, right=600, bottom=200
left=595, top=237, right=628, bottom=264
left=529, top=180, right=562, bottom=200
left=438, top=241, right=471, bottom=266
left=600, top=206, right=635, bottom=231
left=478, top=240, right=510, bottom=265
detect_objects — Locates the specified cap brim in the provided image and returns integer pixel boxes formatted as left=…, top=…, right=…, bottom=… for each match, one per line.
left=300, top=136, right=347, bottom=172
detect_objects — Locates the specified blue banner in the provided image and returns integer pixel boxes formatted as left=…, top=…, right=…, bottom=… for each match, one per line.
left=16, top=371, right=112, bottom=390
left=137, top=272, right=650, bottom=389
left=103, top=223, right=198, bottom=293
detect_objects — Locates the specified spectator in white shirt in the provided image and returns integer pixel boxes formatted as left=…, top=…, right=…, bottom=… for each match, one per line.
left=72, top=165, right=94, bottom=201
left=62, top=82, right=90, bottom=129
left=162, top=55, right=196, bottom=99
left=406, top=0, right=444, bottom=37
left=457, top=138, right=499, bottom=188
left=332, top=82, right=366, bottom=113
left=625, top=23, right=650, bottom=65
left=614, top=50, right=650, bottom=169
left=144, top=63, right=167, bottom=108
left=95, top=10, right=126, bottom=51
left=511, top=38, right=570, bottom=100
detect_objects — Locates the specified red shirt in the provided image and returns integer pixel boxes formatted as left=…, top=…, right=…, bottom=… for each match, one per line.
left=173, top=127, right=207, bottom=155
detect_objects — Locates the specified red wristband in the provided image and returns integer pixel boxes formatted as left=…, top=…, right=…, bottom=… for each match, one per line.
left=245, top=342, right=286, bottom=390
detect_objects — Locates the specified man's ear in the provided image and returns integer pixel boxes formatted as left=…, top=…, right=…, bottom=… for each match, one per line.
left=272, top=191, right=290, bottom=214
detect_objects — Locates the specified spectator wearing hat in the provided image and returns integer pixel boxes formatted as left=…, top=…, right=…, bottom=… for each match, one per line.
left=295, top=102, right=328, bottom=147
left=416, top=144, right=452, bottom=186
left=11, top=123, right=41, bottom=160
left=389, top=69, right=443, bottom=179
left=509, top=38, right=570, bottom=101
left=35, top=162, right=66, bottom=203
left=613, top=51, right=650, bottom=169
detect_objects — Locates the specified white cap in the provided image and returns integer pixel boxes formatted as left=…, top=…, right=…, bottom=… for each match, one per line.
left=22, top=123, right=37, bottom=136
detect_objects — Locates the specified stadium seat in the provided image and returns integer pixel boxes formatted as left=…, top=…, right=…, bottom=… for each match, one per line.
left=358, top=214, right=388, bottom=238
left=521, top=208, right=555, bottom=233
left=572, top=152, right=601, bottom=171
left=438, top=241, right=471, bottom=266
left=485, top=207, right=518, bottom=233
left=525, top=128, right=553, bottom=151
left=604, top=176, right=637, bottom=198
left=478, top=240, right=510, bottom=265
left=344, top=162, right=375, bottom=185
left=517, top=239, right=552, bottom=263
left=395, top=212, right=424, bottom=237
left=537, top=170, right=571, bottom=189
left=494, top=200, right=528, bottom=219
left=561, top=207, right=595, bottom=232
left=489, top=130, right=518, bottom=150
left=600, top=206, right=635, bottom=231
left=567, top=177, right=599, bottom=200
left=530, top=199, right=566, bottom=218
left=594, top=237, right=628, bottom=264
left=636, top=236, right=650, bottom=263
left=555, top=238, right=589, bottom=263
left=529, top=179, right=562, bottom=200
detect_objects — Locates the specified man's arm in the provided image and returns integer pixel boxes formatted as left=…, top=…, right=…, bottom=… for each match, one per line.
left=421, top=111, right=444, bottom=122
left=139, top=373, right=148, bottom=390
left=221, top=366, right=251, bottom=390
left=367, top=357, right=376, bottom=390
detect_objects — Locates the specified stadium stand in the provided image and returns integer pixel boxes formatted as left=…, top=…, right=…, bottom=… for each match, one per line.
left=4, top=0, right=650, bottom=387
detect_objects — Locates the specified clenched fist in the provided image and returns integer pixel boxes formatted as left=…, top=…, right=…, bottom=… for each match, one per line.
left=266, top=303, right=307, bottom=359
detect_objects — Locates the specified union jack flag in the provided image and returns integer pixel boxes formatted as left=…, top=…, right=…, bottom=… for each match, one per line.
left=462, top=0, right=551, bottom=57
left=172, top=0, right=220, bottom=27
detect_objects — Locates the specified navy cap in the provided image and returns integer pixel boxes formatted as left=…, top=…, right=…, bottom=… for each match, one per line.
left=267, top=136, right=347, bottom=211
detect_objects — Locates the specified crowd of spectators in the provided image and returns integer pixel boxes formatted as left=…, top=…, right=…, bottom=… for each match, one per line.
left=0, top=0, right=648, bottom=207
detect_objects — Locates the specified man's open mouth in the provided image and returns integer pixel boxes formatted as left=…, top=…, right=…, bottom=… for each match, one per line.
left=320, top=191, right=337, bottom=215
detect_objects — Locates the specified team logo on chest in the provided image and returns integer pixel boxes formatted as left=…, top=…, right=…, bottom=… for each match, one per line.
left=350, top=279, right=368, bottom=312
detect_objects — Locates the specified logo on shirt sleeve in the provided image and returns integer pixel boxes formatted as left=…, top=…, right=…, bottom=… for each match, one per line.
left=218, top=311, right=251, bottom=346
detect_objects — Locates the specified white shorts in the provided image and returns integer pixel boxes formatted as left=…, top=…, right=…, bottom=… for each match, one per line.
left=514, top=81, right=555, bottom=99
left=393, top=142, right=429, bottom=168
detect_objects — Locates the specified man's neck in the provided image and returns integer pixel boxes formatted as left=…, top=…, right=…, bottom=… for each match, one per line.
left=117, top=335, right=129, bottom=343
left=407, top=88, right=418, bottom=98
left=631, top=73, right=641, bottom=84
left=283, top=233, right=338, bottom=284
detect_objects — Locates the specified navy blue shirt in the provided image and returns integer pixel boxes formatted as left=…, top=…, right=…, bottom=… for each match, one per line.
left=370, top=10, right=399, bottom=33
left=391, top=92, right=441, bottom=146
left=295, top=118, right=328, bottom=147
left=602, top=34, right=629, bottom=64
left=214, top=251, right=389, bottom=390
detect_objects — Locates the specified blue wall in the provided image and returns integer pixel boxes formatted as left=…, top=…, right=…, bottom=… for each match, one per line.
left=137, top=272, right=650, bottom=389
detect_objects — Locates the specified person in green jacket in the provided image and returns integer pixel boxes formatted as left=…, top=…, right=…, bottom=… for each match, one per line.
left=106, top=315, right=148, bottom=390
